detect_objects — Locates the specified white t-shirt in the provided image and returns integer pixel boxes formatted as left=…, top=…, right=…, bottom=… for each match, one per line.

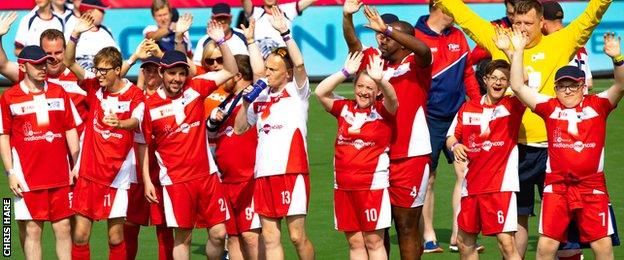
left=192, top=28, right=249, bottom=65
left=250, top=3, right=300, bottom=58
left=64, top=22, right=119, bottom=71
left=14, top=11, right=64, bottom=48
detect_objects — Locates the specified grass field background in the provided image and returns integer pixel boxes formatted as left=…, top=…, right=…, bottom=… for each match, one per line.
left=2, top=79, right=623, bottom=259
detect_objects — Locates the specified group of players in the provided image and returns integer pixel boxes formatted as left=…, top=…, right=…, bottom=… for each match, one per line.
left=0, top=0, right=622, bottom=259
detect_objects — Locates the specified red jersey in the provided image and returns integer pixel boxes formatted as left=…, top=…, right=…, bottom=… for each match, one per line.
left=77, top=78, right=145, bottom=188
left=143, top=78, right=219, bottom=185
left=331, top=99, right=394, bottom=191
left=449, top=96, right=525, bottom=195
left=133, top=92, right=160, bottom=185
left=0, top=81, right=80, bottom=191
left=213, top=95, right=257, bottom=183
left=360, top=48, right=432, bottom=159
left=533, top=93, right=614, bottom=193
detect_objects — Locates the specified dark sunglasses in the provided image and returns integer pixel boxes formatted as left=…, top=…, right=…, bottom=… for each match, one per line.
left=204, top=57, right=223, bottom=65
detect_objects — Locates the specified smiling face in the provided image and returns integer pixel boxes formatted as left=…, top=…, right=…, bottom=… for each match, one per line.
left=141, top=63, right=162, bottom=92
left=161, top=66, right=188, bottom=96
left=93, top=61, right=120, bottom=89
left=41, top=37, right=65, bottom=77
left=353, top=72, right=381, bottom=109
left=555, top=79, right=584, bottom=108
left=484, top=68, right=510, bottom=103
left=152, top=7, right=172, bottom=28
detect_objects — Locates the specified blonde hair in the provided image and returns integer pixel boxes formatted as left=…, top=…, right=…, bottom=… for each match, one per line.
left=200, top=41, right=221, bottom=69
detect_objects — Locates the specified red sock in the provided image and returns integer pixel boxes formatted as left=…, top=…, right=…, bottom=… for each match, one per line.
left=156, top=225, right=174, bottom=260
left=124, top=224, right=140, bottom=260
left=558, top=252, right=583, bottom=260
left=72, top=243, right=90, bottom=260
left=109, top=241, right=127, bottom=260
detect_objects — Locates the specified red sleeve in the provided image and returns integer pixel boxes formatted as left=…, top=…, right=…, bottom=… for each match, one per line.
left=593, top=94, right=615, bottom=116
left=329, top=99, right=349, bottom=118
left=192, top=78, right=218, bottom=98
left=453, top=107, right=464, bottom=143
left=469, top=45, right=491, bottom=66
left=129, top=89, right=146, bottom=123
left=463, top=58, right=481, bottom=100
left=141, top=103, right=153, bottom=146
left=374, top=100, right=395, bottom=122
left=62, top=90, right=77, bottom=131
left=533, top=98, right=554, bottom=118
left=0, top=92, right=12, bottom=135
left=79, top=77, right=100, bottom=94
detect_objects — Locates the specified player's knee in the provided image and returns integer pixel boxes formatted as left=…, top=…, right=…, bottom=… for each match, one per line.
left=52, top=221, right=71, bottom=239
left=73, top=230, right=90, bottom=245
left=108, top=229, right=124, bottom=245
left=241, top=232, right=259, bottom=248
left=364, top=235, right=384, bottom=251
left=261, top=227, right=281, bottom=246
left=208, top=226, right=227, bottom=244
left=24, top=223, right=42, bottom=239
left=348, top=236, right=365, bottom=250
left=288, top=229, right=309, bottom=247
left=498, top=239, right=516, bottom=256
left=395, top=220, right=418, bottom=237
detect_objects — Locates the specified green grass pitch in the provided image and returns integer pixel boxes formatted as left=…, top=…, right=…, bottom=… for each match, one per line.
left=1, top=79, right=623, bottom=259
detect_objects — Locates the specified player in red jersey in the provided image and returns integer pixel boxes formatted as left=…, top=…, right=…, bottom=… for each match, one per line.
left=63, top=14, right=146, bottom=260
left=503, top=28, right=623, bottom=260
left=315, top=51, right=398, bottom=260
left=343, top=1, right=433, bottom=258
left=446, top=59, right=523, bottom=259
left=1, top=45, right=80, bottom=260
left=207, top=55, right=262, bottom=260
left=234, top=9, right=315, bottom=260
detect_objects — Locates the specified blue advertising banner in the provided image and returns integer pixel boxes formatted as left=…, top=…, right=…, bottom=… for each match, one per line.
left=1, top=2, right=622, bottom=78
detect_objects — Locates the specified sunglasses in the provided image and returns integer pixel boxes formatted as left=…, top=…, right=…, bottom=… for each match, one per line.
left=204, top=57, right=223, bottom=65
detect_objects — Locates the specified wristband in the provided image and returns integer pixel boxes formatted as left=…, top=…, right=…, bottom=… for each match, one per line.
left=216, top=38, right=226, bottom=46
left=5, top=169, right=15, bottom=177
left=450, top=141, right=460, bottom=152
left=125, top=59, right=136, bottom=67
left=69, top=35, right=79, bottom=44
left=614, top=54, right=624, bottom=66
left=340, top=68, right=351, bottom=78
left=282, top=35, right=291, bottom=42
left=383, top=26, right=393, bottom=37
left=280, top=29, right=291, bottom=37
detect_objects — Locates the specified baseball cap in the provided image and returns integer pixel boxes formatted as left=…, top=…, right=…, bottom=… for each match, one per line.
left=381, top=13, right=399, bottom=24
left=18, top=46, right=53, bottom=64
left=212, top=3, right=232, bottom=19
left=79, top=0, right=109, bottom=13
left=140, top=56, right=161, bottom=68
left=171, top=8, right=180, bottom=22
left=554, top=66, right=585, bottom=83
left=543, top=1, right=564, bottom=21
left=160, top=50, right=189, bottom=68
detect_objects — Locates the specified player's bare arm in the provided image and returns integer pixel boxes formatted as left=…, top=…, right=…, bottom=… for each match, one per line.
left=342, top=0, right=364, bottom=53
left=0, top=134, right=22, bottom=197
left=64, top=12, right=95, bottom=81
left=174, top=13, right=192, bottom=55
left=446, top=135, right=468, bottom=162
left=603, top=32, right=624, bottom=106
left=315, top=51, right=364, bottom=111
left=367, top=53, right=398, bottom=114
left=0, top=12, right=19, bottom=82
left=233, top=86, right=253, bottom=135
left=270, top=6, right=308, bottom=88
left=498, top=28, right=538, bottom=110
left=208, top=19, right=238, bottom=77
left=297, top=0, right=317, bottom=12
left=137, top=143, right=159, bottom=203
left=241, top=18, right=265, bottom=81
left=120, top=39, right=154, bottom=77
left=363, top=5, right=432, bottom=67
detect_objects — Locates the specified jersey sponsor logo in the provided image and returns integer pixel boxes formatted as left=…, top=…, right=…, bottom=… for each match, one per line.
left=150, top=104, right=175, bottom=120
left=447, top=43, right=460, bottom=52
left=469, top=140, right=505, bottom=152
left=552, top=140, right=596, bottom=152
left=24, top=130, right=62, bottom=142
left=9, top=98, right=65, bottom=115
left=549, top=107, right=599, bottom=137
left=340, top=106, right=381, bottom=134
left=384, top=60, right=411, bottom=79
left=215, top=126, right=235, bottom=138
left=259, top=123, right=283, bottom=134
left=93, top=120, right=124, bottom=139
left=165, top=120, right=200, bottom=138
left=531, top=52, right=545, bottom=62
left=337, top=135, right=375, bottom=150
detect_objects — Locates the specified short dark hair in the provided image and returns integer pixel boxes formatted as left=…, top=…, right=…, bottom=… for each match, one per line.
left=40, top=29, right=65, bottom=48
left=484, top=59, right=510, bottom=77
left=151, top=0, right=171, bottom=16
left=94, top=47, right=123, bottom=69
left=234, top=55, right=252, bottom=81
left=504, top=0, right=517, bottom=7
left=514, top=0, right=543, bottom=16
left=391, top=20, right=415, bottom=36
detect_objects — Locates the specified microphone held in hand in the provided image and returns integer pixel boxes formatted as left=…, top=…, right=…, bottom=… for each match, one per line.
left=243, top=79, right=268, bottom=103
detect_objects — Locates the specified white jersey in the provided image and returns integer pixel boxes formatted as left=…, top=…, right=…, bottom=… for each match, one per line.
left=250, top=3, right=300, bottom=58
left=14, top=11, right=64, bottom=48
left=192, top=28, right=249, bottom=65
left=64, top=22, right=118, bottom=71
left=569, top=47, right=593, bottom=93
left=246, top=78, right=310, bottom=178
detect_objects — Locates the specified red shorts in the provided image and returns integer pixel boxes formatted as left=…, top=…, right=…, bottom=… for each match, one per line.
left=539, top=190, right=613, bottom=243
left=254, top=174, right=310, bottom=218
left=458, top=192, right=517, bottom=236
left=388, top=156, right=430, bottom=208
left=334, top=188, right=391, bottom=232
left=126, top=182, right=166, bottom=226
left=163, top=174, right=229, bottom=229
left=72, top=178, right=127, bottom=220
left=224, top=181, right=261, bottom=235
left=14, top=186, right=73, bottom=221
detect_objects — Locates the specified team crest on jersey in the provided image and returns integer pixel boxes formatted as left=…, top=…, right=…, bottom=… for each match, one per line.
left=549, top=106, right=599, bottom=136
left=224, top=126, right=234, bottom=137
left=531, top=52, right=545, bottom=62
left=23, top=122, right=34, bottom=136
left=340, top=106, right=381, bottom=134
left=447, top=43, right=460, bottom=52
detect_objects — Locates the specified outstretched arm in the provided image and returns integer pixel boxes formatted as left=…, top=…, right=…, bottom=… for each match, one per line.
left=315, top=52, right=363, bottom=111
left=269, top=6, right=307, bottom=88
left=363, top=5, right=431, bottom=67
left=499, top=28, right=538, bottom=110
left=120, top=39, right=154, bottom=77
left=602, top=33, right=624, bottom=106
left=64, top=13, right=95, bottom=81
left=297, top=0, right=316, bottom=12
left=366, top=54, right=398, bottom=114
left=0, top=12, right=19, bottom=82
left=207, top=19, right=238, bottom=77
left=342, top=0, right=363, bottom=53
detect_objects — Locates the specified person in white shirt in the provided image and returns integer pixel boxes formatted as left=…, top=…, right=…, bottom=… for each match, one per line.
left=14, top=0, right=64, bottom=55
left=193, top=3, right=249, bottom=65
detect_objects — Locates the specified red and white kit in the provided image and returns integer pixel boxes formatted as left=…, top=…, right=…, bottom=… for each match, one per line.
left=330, top=99, right=393, bottom=232
left=143, top=78, right=229, bottom=229
left=360, top=47, right=433, bottom=208
left=127, top=141, right=166, bottom=226
left=449, top=95, right=525, bottom=235
left=534, top=93, right=615, bottom=243
left=246, top=78, right=310, bottom=218
left=0, top=81, right=81, bottom=221
left=72, top=77, right=145, bottom=220
left=214, top=95, right=261, bottom=235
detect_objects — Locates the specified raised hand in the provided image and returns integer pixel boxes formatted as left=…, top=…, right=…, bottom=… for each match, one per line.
left=175, top=13, right=193, bottom=34
left=241, top=18, right=255, bottom=42
left=363, top=5, right=387, bottom=33
left=0, top=12, right=17, bottom=36
left=366, top=54, right=385, bottom=82
left=604, top=32, right=621, bottom=58
left=343, top=0, right=363, bottom=15
left=493, top=26, right=512, bottom=53
left=207, top=19, right=225, bottom=41
left=509, top=28, right=529, bottom=52
left=133, top=39, right=154, bottom=60
left=73, top=13, right=95, bottom=34
left=145, top=40, right=164, bottom=58
left=343, top=52, right=363, bottom=75
left=268, top=6, right=289, bottom=34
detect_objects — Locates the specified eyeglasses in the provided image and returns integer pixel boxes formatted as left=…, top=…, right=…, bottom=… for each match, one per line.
left=555, top=82, right=582, bottom=92
left=204, top=57, right=223, bottom=65
left=91, top=66, right=116, bottom=75
left=487, top=76, right=508, bottom=83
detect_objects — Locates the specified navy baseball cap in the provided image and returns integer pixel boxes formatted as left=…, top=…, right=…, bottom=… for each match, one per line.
left=555, top=66, right=585, bottom=83
left=543, top=1, right=564, bottom=21
left=79, top=0, right=109, bottom=13
left=160, top=50, right=189, bottom=68
left=18, top=46, right=53, bottom=64
left=212, top=3, right=232, bottom=19
left=381, top=13, right=399, bottom=24
left=141, top=56, right=161, bottom=68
